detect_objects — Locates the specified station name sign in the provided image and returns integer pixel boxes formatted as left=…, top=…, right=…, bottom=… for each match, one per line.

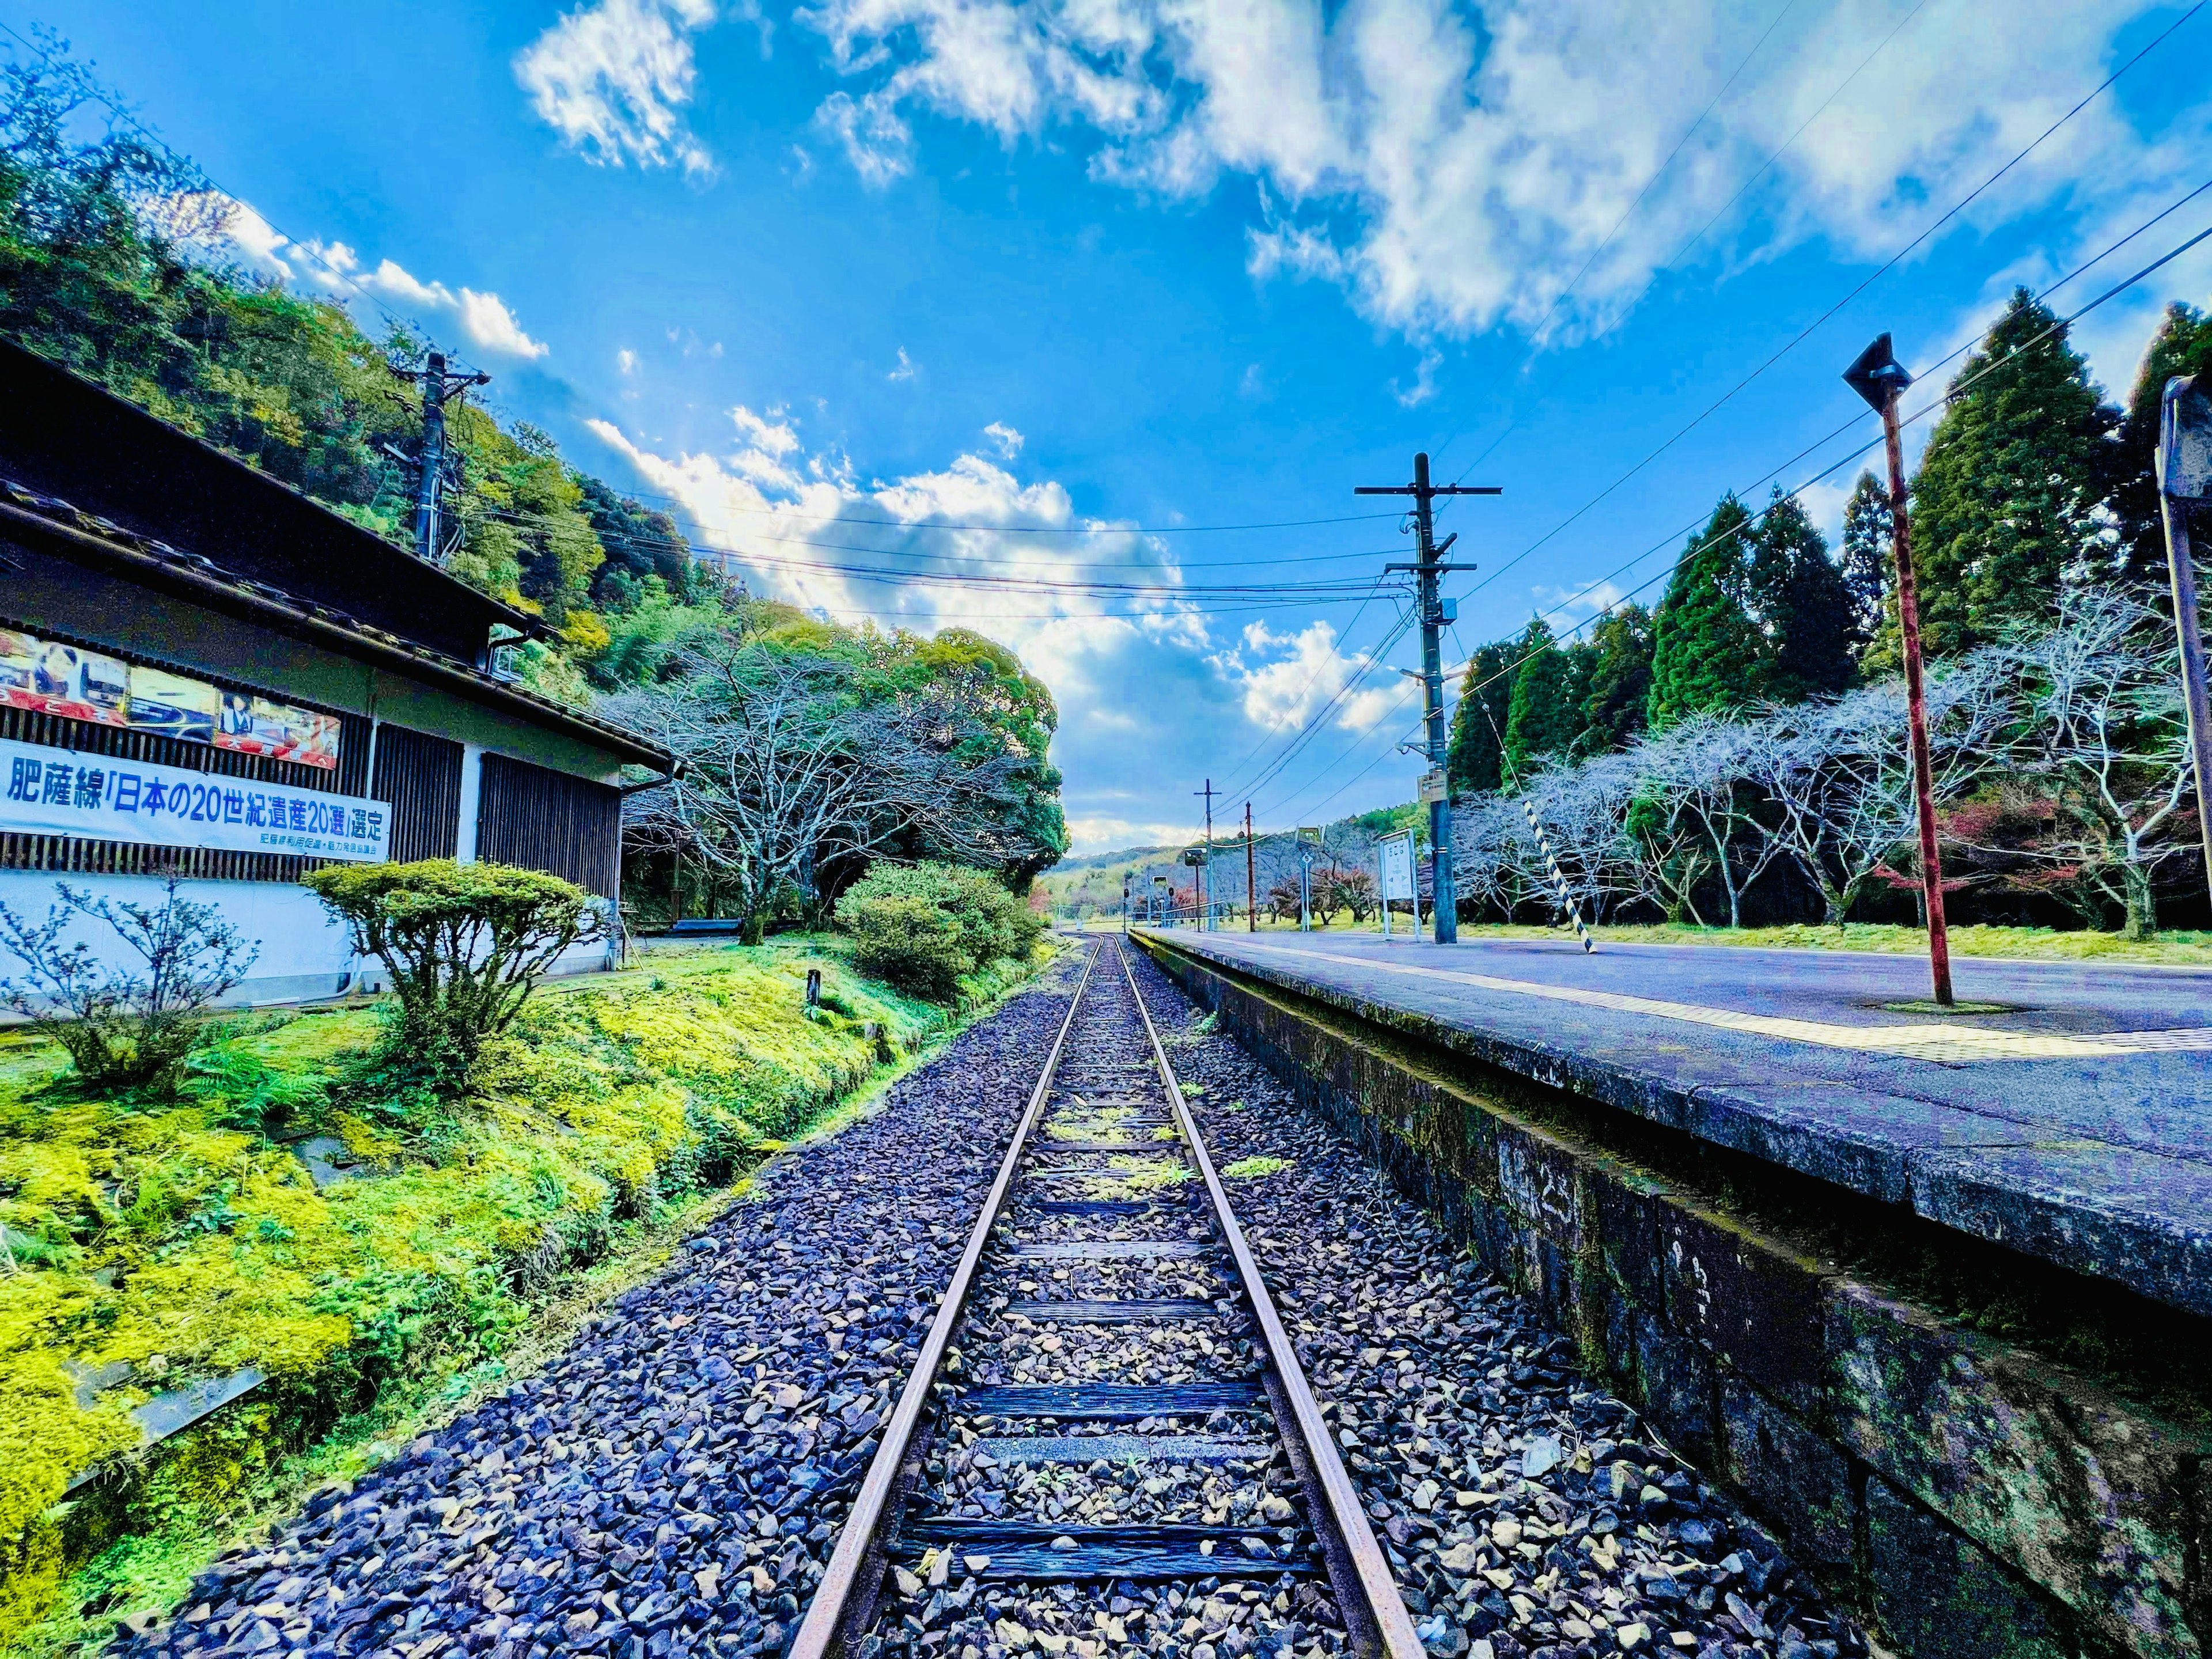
left=0, top=737, right=391, bottom=862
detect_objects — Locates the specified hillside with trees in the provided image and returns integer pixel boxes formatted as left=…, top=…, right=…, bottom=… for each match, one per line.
left=0, top=41, right=1066, bottom=923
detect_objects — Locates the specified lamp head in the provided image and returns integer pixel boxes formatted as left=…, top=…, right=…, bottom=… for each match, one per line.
left=1843, top=334, right=1913, bottom=413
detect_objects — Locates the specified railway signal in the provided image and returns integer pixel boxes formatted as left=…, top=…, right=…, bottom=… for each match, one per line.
left=1844, top=335, right=1953, bottom=1007
left=1357, top=453, right=1499, bottom=945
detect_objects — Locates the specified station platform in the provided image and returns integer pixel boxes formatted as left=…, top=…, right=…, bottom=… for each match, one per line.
left=1134, top=926, right=2212, bottom=1319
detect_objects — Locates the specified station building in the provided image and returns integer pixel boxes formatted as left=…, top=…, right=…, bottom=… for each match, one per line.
left=0, top=338, right=672, bottom=1006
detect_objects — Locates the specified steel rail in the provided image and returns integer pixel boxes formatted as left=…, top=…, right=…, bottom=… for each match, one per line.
left=787, top=941, right=1100, bottom=1659
left=1117, top=942, right=1427, bottom=1659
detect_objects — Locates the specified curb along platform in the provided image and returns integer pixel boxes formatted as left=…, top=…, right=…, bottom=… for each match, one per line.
left=1131, top=926, right=2212, bottom=1659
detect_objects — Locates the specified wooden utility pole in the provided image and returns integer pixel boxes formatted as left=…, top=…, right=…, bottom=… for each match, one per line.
left=1357, top=454, right=1498, bottom=945
left=1846, top=335, right=1952, bottom=1006
left=2159, top=374, right=2212, bottom=897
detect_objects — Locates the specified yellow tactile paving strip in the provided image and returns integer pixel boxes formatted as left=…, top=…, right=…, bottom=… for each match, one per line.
left=1265, top=948, right=2212, bottom=1065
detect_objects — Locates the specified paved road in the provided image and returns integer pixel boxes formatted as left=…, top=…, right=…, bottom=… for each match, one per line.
left=1138, top=927, right=2212, bottom=1317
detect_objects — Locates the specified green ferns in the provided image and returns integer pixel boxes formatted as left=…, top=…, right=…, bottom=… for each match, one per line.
left=0, top=941, right=996, bottom=1638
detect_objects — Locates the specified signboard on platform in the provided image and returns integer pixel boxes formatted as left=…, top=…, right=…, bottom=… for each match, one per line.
left=0, top=736, right=390, bottom=862
left=1378, top=833, right=1415, bottom=902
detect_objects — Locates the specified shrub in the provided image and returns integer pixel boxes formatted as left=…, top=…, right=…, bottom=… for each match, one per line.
left=302, top=861, right=601, bottom=1077
left=844, top=895, right=971, bottom=1001
left=834, top=861, right=1041, bottom=1001
left=0, top=877, right=258, bottom=1088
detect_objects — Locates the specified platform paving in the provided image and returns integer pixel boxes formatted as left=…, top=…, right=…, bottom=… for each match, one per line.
left=1137, top=927, right=2212, bottom=1319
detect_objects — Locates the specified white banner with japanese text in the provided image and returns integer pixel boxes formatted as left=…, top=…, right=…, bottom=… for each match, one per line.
left=0, top=737, right=391, bottom=862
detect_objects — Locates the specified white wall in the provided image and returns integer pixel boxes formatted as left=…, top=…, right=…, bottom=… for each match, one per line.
left=0, top=870, right=353, bottom=1008
left=0, top=870, right=618, bottom=1020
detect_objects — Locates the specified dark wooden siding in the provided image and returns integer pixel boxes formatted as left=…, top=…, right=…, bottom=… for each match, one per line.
left=371, top=724, right=463, bottom=863
left=476, top=753, right=620, bottom=896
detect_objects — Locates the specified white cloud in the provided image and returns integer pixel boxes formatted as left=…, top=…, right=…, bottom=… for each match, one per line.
left=1064, top=815, right=1199, bottom=852
left=515, top=0, right=718, bottom=175
left=618, top=347, right=640, bottom=374
left=983, top=421, right=1024, bottom=456
left=191, top=194, right=550, bottom=361
left=1213, top=619, right=1390, bottom=734
left=888, top=346, right=920, bottom=381
left=1532, top=579, right=1628, bottom=619
left=785, top=0, right=2199, bottom=345
left=583, top=407, right=1201, bottom=699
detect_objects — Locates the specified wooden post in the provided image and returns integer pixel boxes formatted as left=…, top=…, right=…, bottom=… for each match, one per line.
left=1881, top=388, right=1955, bottom=1006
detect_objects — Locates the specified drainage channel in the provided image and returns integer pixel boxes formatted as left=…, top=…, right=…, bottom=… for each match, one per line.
left=789, top=937, right=1424, bottom=1659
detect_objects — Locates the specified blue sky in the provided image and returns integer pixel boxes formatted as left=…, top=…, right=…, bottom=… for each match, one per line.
left=23, top=0, right=2212, bottom=851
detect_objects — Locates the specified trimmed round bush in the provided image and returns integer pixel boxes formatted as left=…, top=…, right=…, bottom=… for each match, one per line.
left=834, top=862, right=1040, bottom=1001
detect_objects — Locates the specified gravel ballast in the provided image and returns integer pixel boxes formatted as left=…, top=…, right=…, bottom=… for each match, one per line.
left=1122, top=944, right=1865, bottom=1659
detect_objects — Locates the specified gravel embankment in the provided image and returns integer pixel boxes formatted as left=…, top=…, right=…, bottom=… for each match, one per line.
left=1123, top=946, right=1863, bottom=1659
left=116, top=956, right=1084, bottom=1659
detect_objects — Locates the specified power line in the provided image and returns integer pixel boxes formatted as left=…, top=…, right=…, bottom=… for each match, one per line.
left=480, top=505, right=1412, bottom=574
left=1430, top=0, right=1810, bottom=472
left=563, top=480, right=1410, bottom=536
left=1445, top=0, right=2206, bottom=585
left=1435, top=0, right=1940, bottom=493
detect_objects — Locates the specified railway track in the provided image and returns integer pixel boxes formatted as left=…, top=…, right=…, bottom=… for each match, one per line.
left=791, top=937, right=1423, bottom=1659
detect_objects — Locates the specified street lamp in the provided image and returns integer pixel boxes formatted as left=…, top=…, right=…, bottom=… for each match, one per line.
left=1844, top=334, right=1953, bottom=1007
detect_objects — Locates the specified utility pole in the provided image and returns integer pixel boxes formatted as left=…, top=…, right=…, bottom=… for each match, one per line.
left=1194, top=778, right=1219, bottom=931
left=1358, top=453, right=1498, bottom=945
left=394, top=350, right=490, bottom=565
left=1845, top=335, right=1952, bottom=1006
left=2158, top=374, right=2212, bottom=899
left=1245, top=802, right=1257, bottom=932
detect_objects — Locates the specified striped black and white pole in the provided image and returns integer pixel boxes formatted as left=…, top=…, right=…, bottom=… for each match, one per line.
left=1518, top=795, right=1596, bottom=954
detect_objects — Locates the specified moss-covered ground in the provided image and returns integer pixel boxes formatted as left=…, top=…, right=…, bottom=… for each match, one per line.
left=0, top=935, right=1043, bottom=1653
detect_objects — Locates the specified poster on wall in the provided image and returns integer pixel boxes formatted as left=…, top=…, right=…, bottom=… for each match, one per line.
left=0, top=624, right=342, bottom=771
left=0, top=629, right=128, bottom=726
left=217, top=692, right=340, bottom=770
left=127, top=665, right=220, bottom=744
left=0, top=735, right=389, bottom=861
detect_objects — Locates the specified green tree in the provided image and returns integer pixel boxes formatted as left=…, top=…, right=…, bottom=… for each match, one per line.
left=1840, top=471, right=1892, bottom=667
left=1749, top=486, right=1857, bottom=701
left=1900, top=287, right=2120, bottom=657
left=1647, top=493, right=1763, bottom=726
left=1578, top=603, right=1654, bottom=752
left=1503, top=618, right=1584, bottom=774
left=2111, top=302, right=2212, bottom=591
left=1446, top=638, right=1518, bottom=794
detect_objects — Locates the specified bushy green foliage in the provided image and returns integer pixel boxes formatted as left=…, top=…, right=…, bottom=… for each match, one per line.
left=302, top=862, right=599, bottom=1080
left=1648, top=494, right=1764, bottom=726
left=1503, top=617, right=1585, bottom=775
left=1904, top=289, right=2120, bottom=657
left=835, top=862, right=1041, bottom=1001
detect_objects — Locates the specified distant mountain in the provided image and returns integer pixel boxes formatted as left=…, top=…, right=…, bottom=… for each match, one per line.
left=1052, top=843, right=1181, bottom=872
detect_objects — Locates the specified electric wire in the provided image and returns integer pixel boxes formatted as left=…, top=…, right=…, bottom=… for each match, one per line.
left=1429, top=0, right=1812, bottom=473
left=1454, top=0, right=2207, bottom=592
left=1434, top=0, right=1941, bottom=492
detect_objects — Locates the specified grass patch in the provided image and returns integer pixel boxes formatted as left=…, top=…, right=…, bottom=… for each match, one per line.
left=0, top=934, right=1047, bottom=1651
left=1219, top=1156, right=1290, bottom=1179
